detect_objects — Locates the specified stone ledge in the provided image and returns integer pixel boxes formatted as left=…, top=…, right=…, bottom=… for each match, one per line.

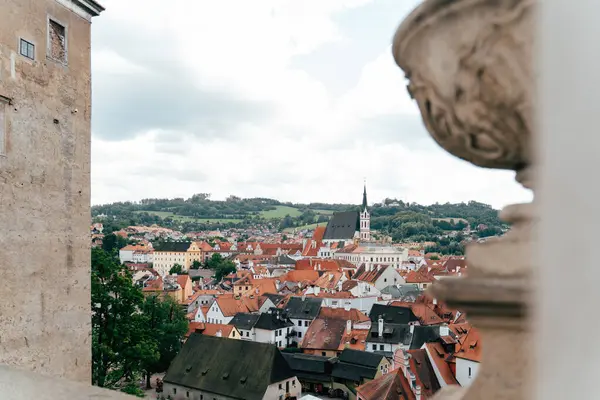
left=0, top=365, right=135, bottom=399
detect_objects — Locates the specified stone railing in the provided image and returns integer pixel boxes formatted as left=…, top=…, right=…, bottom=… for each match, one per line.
left=392, top=0, right=535, bottom=399
left=0, top=365, right=136, bottom=399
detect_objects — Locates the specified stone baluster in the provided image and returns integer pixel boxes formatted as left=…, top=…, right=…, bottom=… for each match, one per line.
left=392, top=0, right=535, bottom=398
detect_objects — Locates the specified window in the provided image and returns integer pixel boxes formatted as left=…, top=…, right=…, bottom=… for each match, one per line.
left=232, top=331, right=235, bottom=337
left=48, top=18, right=67, bottom=63
left=186, top=391, right=190, bottom=398
left=297, top=332, right=302, bottom=338
left=279, top=383, right=283, bottom=390
left=469, top=367, right=472, bottom=377
left=372, top=344, right=376, bottom=351
left=380, top=345, right=384, bottom=351
left=321, top=352, right=326, bottom=356
left=19, top=39, right=35, bottom=60
left=297, top=321, right=302, bottom=326
left=246, top=331, right=249, bottom=337
left=384, top=278, right=387, bottom=283
left=173, top=388, right=177, bottom=394
left=304, top=321, right=309, bottom=327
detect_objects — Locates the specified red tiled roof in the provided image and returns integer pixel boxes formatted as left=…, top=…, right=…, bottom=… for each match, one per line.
left=280, top=270, right=320, bottom=283
left=338, top=328, right=368, bottom=351
left=455, top=327, right=482, bottom=362
left=318, top=307, right=369, bottom=323
left=424, top=342, right=459, bottom=386
left=405, top=270, right=434, bottom=284
left=295, top=259, right=351, bottom=272
left=356, top=369, right=416, bottom=400
left=352, top=264, right=391, bottom=284
left=313, top=226, right=326, bottom=242
left=300, top=318, right=346, bottom=350
left=313, top=271, right=344, bottom=290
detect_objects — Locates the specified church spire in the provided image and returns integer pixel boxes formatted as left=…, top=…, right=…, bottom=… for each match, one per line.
left=362, top=180, right=368, bottom=211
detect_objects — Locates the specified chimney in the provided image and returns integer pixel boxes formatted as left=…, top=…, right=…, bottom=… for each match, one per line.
left=439, top=323, right=449, bottom=337
left=378, top=316, right=383, bottom=337
left=314, top=286, right=320, bottom=296
left=377, top=265, right=381, bottom=272
left=346, top=320, right=352, bottom=335
left=344, top=301, right=351, bottom=311
left=433, top=297, right=438, bottom=305
left=428, top=266, right=431, bottom=273
left=215, top=329, right=222, bottom=337
left=415, top=384, right=422, bottom=400
left=409, top=324, right=415, bottom=335
left=302, top=293, right=306, bottom=301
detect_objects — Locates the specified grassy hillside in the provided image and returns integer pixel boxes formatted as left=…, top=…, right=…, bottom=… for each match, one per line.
left=260, top=205, right=302, bottom=218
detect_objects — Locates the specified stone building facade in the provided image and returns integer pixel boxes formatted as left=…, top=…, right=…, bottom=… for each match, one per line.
left=0, top=0, right=103, bottom=383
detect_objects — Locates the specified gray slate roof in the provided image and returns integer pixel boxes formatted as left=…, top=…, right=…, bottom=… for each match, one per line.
left=369, top=304, right=419, bottom=324
left=154, top=241, right=192, bottom=252
left=283, top=297, right=323, bottom=320
left=323, top=211, right=360, bottom=240
left=331, top=349, right=384, bottom=382
left=164, top=334, right=294, bottom=400
left=229, top=313, right=260, bottom=330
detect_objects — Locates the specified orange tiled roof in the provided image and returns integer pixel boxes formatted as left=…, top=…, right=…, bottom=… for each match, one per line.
left=455, top=327, right=481, bottom=362
left=300, top=318, right=346, bottom=351
left=280, top=270, right=320, bottom=283
left=295, top=259, right=353, bottom=272
left=198, top=323, right=235, bottom=338
left=338, top=328, right=368, bottom=351
left=424, top=342, right=459, bottom=386
left=356, top=368, right=416, bottom=400
left=405, top=270, right=434, bottom=284
left=313, top=226, right=326, bottom=242
left=313, top=271, right=345, bottom=290
left=317, top=307, right=369, bottom=323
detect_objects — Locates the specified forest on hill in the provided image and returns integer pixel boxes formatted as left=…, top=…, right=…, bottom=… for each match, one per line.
left=93, top=194, right=506, bottom=251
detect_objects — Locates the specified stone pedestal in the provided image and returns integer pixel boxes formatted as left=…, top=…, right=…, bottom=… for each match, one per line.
left=392, top=0, right=535, bottom=398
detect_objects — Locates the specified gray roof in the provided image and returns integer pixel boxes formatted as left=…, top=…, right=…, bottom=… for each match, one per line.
left=282, top=353, right=336, bottom=383
left=164, top=335, right=294, bottom=400
left=229, top=313, right=260, bottom=330
left=154, top=241, right=191, bottom=252
left=283, top=297, right=323, bottom=320
left=331, top=349, right=383, bottom=382
left=380, top=284, right=422, bottom=300
left=255, top=309, right=294, bottom=331
left=369, top=304, right=419, bottom=324
left=323, top=211, right=359, bottom=240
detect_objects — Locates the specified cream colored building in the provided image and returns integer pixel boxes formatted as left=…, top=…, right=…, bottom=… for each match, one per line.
left=152, top=241, right=207, bottom=276
left=334, top=243, right=409, bottom=269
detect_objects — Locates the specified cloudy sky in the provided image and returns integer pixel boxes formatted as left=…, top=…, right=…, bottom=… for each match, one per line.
left=90, top=0, right=531, bottom=209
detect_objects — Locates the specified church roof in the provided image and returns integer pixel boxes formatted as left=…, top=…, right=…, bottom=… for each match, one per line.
left=323, top=211, right=360, bottom=240
left=362, top=184, right=368, bottom=210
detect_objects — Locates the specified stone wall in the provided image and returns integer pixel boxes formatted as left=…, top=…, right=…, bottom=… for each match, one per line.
left=0, top=0, right=95, bottom=383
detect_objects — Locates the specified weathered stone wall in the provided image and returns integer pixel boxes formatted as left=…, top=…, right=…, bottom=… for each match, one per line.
left=0, top=0, right=93, bottom=383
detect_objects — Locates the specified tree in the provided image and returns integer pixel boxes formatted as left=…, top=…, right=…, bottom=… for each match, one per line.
left=92, top=248, right=188, bottom=393
left=102, top=233, right=127, bottom=254
left=205, top=253, right=236, bottom=281
left=169, top=263, right=184, bottom=275
left=191, top=260, right=202, bottom=270
left=92, top=247, right=151, bottom=388
left=141, top=295, right=188, bottom=389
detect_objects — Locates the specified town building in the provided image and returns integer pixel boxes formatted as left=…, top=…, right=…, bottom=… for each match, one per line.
left=282, top=297, right=323, bottom=344
left=322, top=185, right=371, bottom=247
left=334, top=243, right=409, bottom=270
left=164, top=334, right=300, bottom=400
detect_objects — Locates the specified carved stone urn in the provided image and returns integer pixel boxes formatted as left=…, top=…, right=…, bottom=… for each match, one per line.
left=393, top=0, right=535, bottom=398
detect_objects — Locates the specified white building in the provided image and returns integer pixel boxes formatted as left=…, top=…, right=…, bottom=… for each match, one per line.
left=282, top=297, right=323, bottom=344
left=334, top=243, right=409, bottom=270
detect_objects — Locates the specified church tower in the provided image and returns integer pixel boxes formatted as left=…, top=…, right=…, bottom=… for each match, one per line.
left=360, top=183, right=371, bottom=241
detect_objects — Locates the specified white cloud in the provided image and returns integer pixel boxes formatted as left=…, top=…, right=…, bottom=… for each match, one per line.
left=91, top=0, right=532, bottom=210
